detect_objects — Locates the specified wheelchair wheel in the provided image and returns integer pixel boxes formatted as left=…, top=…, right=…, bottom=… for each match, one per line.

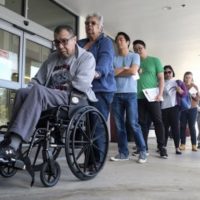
left=40, top=161, right=61, bottom=187
left=0, top=165, right=17, bottom=178
left=27, top=130, right=62, bottom=172
left=65, top=106, right=109, bottom=180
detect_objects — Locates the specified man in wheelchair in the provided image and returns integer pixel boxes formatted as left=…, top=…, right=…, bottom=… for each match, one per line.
left=0, top=25, right=97, bottom=164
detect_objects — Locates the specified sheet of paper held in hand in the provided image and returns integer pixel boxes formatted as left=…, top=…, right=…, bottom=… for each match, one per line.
left=132, top=73, right=140, bottom=80
left=142, top=87, right=163, bottom=102
left=189, top=86, right=197, bottom=95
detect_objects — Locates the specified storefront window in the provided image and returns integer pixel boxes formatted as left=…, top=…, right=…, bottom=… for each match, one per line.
left=0, top=28, right=19, bottom=82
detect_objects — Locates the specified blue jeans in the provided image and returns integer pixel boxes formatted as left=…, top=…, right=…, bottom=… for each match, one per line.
left=90, top=92, right=114, bottom=161
left=111, top=93, right=146, bottom=157
left=180, top=107, right=197, bottom=145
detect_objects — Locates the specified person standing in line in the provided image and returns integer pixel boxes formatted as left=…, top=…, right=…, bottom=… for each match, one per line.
left=110, top=32, right=147, bottom=163
left=78, top=13, right=116, bottom=121
left=179, top=71, right=200, bottom=151
left=161, top=65, right=187, bottom=154
left=133, top=40, right=168, bottom=158
left=78, top=13, right=116, bottom=161
left=196, top=102, right=200, bottom=148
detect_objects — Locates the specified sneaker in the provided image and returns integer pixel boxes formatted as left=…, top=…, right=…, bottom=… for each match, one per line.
left=133, top=150, right=149, bottom=156
left=138, top=151, right=147, bottom=163
left=110, top=153, right=129, bottom=161
left=160, top=147, right=168, bottom=159
left=0, top=145, right=17, bottom=163
left=176, top=148, right=182, bottom=155
left=132, top=150, right=139, bottom=156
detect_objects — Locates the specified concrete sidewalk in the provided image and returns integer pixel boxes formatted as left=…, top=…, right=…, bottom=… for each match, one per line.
left=0, top=138, right=200, bottom=200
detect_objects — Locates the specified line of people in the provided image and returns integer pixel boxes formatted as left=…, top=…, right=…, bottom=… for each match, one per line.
left=0, top=12, right=199, bottom=167
left=110, top=31, right=200, bottom=162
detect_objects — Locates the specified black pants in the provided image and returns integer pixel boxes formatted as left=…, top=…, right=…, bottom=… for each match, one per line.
left=162, top=106, right=180, bottom=148
left=138, top=98, right=165, bottom=151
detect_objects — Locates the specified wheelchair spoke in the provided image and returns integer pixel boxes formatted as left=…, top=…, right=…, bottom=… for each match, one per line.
left=85, top=112, right=92, bottom=137
left=90, top=117, right=98, bottom=138
left=75, top=143, right=90, bottom=161
left=47, top=174, right=51, bottom=182
left=89, top=146, right=97, bottom=169
left=92, top=143, right=106, bottom=155
left=77, top=125, right=90, bottom=141
left=92, top=132, right=105, bottom=142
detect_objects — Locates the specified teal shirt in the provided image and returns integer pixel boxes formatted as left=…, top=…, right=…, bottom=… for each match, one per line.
left=137, top=56, right=163, bottom=99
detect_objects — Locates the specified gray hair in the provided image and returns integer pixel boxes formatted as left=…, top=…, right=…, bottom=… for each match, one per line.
left=85, top=13, right=104, bottom=31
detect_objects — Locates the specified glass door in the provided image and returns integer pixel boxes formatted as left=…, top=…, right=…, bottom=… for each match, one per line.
left=23, top=33, right=51, bottom=86
left=0, top=19, right=52, bottom=125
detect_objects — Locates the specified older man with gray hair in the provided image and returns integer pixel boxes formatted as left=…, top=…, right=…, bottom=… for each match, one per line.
left=0, top=25, right=97, bottom=163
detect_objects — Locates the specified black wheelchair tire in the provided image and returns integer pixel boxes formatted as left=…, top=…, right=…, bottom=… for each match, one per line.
left=40, top=161, right=61, bottom=187
left=0, top=165, right=17, bottom=178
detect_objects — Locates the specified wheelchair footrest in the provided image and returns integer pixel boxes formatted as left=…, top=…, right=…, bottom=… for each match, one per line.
left=0, top=158, right=26, bottom=170
left=14, top=159, right=26, bottom=170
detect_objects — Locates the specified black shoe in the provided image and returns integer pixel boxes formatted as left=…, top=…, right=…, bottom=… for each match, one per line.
left=176, top=150, right=182, bottom=155
left=132, top=150, right=139, bottom=156
left=160, top=147, right=168, bottom=159
left=0, top=145, right=17, bottom=163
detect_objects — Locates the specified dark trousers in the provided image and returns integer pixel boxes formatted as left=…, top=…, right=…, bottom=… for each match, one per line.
left=180, top=107, right=197, bottom=145
left=162, top=106, right=180, bottom=148
left=138, top=98, right=165, bottom=151
left=90, top=92, right=114, bottom=161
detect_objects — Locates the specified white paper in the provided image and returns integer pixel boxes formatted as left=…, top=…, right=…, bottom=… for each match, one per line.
left=143, top=87, right=163, bottom=102
left=189, top=86, right=197, bottom=95
left=132, top=73, right=140, bottom=80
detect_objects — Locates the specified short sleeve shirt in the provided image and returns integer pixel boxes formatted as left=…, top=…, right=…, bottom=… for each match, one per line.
left=137, top=56, right=163, bottom=99
left=113, top=52, right=140, bottom=93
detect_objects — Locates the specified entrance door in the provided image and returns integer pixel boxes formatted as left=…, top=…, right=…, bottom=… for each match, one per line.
left=0, top=19, right=52, bottom=125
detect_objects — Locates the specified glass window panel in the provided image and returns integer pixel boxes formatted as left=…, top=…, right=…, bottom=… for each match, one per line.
left=0, top=0, right=23, bottom=15
left=0, top=88, right=16, bottom=126
left=25, top=40, right=51, bottom=84
left=28, top=0, right=77, bottom=33
left=0, top=28, right=19, bottom=82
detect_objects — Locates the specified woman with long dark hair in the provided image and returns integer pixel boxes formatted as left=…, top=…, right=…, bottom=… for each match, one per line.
left=161, top=65, right=187, bottom=154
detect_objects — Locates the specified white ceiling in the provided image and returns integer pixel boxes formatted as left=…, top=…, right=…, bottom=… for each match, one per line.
left=58, top=0, right=200, bottom=84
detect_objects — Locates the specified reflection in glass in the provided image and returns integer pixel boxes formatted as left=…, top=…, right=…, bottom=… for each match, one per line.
left=28, top=0, right=77, bottom=32
left=25, top=40, right=50, bottom=84
left=0, top=88, right=16, bottom=126
left=0, top=28, right=19, bottom=82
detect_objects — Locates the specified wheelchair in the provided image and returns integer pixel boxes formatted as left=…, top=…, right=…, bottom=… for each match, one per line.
left=0, top=90, right=109, bottom=187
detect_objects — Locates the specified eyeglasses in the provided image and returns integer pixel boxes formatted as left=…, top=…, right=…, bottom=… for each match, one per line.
left=164, top=71, right=172, bottom=75
left=53, top=35, right=74, bottom=47
left=85, top=21, right=98, bottom=26
left=133, top=47, right=144, bottom=52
